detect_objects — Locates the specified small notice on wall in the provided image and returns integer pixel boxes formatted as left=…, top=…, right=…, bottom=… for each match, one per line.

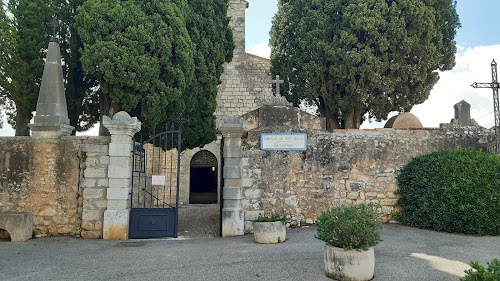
left=151, top=175, right=166, bottom=186
left=260, top=133, right=307, bottom=151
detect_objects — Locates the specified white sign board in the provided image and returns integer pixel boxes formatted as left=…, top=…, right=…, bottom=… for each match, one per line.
left=151, top=175, right=166, bottom=186
left=260, top=133, right=307, bottom=151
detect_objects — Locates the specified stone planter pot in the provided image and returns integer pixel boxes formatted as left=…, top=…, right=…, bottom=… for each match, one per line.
left=324, top=244, right=375, bottom=281
left=253, top=221, right=286, bottom=244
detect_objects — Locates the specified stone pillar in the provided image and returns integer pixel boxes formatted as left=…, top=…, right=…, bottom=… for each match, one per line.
left=102, top=112, right=141, bottom=240
left=454, top=100, right=472, bottom=126
left=228, top=0, right=248, bottom=56
left=219, top=115, right=245, bottom=237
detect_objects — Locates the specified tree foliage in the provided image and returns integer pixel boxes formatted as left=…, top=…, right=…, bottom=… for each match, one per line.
left=182, top=0, right=233, bottom=149
left=77, top=0, right=233, bottom=149
left=0, top=0, right=52, bottom=135
left=76, top=0, right=195, bottom=136
left=270, top=0, right=460, bottom=129
left=0, top=0, right=96, bottom=135
left=54, top=0, right=99, bottom=133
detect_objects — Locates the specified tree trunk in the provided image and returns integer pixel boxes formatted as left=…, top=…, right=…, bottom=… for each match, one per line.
left=344, top=105, right=363, bottom=129
left=318, top=96, right=341, bottom=131
left=14, top=111, right=32, bottom=136
left=98, top=94, right=121, bottom=136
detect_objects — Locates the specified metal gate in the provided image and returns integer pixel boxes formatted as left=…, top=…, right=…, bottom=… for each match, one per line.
left=129, top=123, right=182, bottom=238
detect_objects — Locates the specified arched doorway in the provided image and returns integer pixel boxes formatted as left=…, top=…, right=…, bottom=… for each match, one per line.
left=190, top=150, right=218, bottom=204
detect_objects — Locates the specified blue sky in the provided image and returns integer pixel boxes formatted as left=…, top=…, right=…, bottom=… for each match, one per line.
left=245, top=0, right=500, bottom=50
left=245, top=0, right=500, bottom=129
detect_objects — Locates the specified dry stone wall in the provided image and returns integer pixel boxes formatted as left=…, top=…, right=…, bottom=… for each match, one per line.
left=241, top=127, right=494, bottom=231
left=0, top=136, right=109, bottom=237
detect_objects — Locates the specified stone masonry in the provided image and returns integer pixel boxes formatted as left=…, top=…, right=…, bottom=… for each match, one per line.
left=241, top=126, right=494, bottom=231
left=80, top=137, right=110, bottom=238
left=0, top=136, right=109, bottom=237
left=215, top=0, right=274, bottom=121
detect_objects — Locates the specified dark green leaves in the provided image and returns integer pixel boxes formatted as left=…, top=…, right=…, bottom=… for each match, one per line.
left=315, top=203, right=383, bottom=251
left=397, top=149, right=500, bottom=236
left=271, top=0, right=460, bottom=129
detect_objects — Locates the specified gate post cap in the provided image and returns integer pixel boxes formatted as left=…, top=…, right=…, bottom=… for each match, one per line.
left=103, top=111, right=141, bottom=136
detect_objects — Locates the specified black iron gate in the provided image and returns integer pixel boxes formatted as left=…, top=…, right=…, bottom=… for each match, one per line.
left=129, top=123, right=182, bottom=238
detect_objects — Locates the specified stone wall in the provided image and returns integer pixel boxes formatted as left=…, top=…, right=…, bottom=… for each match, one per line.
left=0, top=136, right=110, bottom=237
left=80, top=138, right=111, bottom=238
left=241, top=127, right=494, bottom=232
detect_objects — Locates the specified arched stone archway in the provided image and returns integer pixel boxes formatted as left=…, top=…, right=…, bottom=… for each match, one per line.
left=190, top=150, right=218, bottom=204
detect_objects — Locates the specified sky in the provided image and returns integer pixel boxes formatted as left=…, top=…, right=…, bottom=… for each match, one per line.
left=245, top=0, right=500, bottom=129
left=1, top=0, right=500, bottom=135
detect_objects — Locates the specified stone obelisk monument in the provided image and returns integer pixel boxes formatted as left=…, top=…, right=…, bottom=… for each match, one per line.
left=29, top=21, right=74, bottom=137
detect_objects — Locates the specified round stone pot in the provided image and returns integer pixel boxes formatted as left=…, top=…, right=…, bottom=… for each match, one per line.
left=253, top=221, right=286, bottom=244
left=324, top=244, right=375, bottom=281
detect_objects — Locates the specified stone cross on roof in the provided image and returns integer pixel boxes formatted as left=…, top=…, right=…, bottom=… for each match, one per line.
left=269, top=75, right=285, bottom=95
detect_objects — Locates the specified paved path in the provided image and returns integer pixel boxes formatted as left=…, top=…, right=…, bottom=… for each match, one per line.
left=1, top=224, right=498, bottom=281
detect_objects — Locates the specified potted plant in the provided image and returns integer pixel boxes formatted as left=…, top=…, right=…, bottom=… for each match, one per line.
left=253, top=214, right=287, bottom=244
left=315, top=203, right=383, bottom=281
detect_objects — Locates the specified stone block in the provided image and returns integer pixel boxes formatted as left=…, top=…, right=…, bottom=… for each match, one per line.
left=84, top=168, right=106, bottom=178
left=222, top=207, right=244, bottom=237
left=109, top=156, right=131, bottom=168
left=223, top=187, right=242, bottom=200
left=108, top=143, right=133, bottom=157
left=107, top=187, right=130, bottom=200
left=82, top=210, right=103, bottom=222
left=349, top=182, right=364, bottom=192
left=224, top=166, right=242, bottom=179
left=103, top=209, right=130, bottom=240
left=110, top=134, right=133, bottom=144
left=82, top=144, right=108, bottom=154
left=108, top=166, right=132, bottom=179
left=224, top=146, right=243, bottom=158
left=83, top=188, right=105, bottom=200
left=0, top=212, right=33, bottom=242
left=245, top=210, right=264, bottom=221
left=244, top=188, right=262, bottom=199
left=109, top=178, right=130, bottom=189
left=347, top=192, right=359, bottom=200
left=285, top=196, right=298, bottom=206
left=380, top=199, right=398, bottom=206
left=106, top=200, right=129, bottom=210
left=242, top=178, right=254, bottom=187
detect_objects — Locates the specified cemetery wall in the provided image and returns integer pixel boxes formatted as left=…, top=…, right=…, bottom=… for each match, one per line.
left=0, top=136, right=110, bottom=238
left=241, top=127, right=494, bottom=231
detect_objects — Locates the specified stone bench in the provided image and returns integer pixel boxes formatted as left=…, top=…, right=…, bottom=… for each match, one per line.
left=0, top=212, right=33, bottom=242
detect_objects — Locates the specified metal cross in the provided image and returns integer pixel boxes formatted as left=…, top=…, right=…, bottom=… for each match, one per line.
left=471, top=59, right=500, bottom=153
left=269, top=75, right=285, bottom=95
left=47, top=17, right=60, bottom=41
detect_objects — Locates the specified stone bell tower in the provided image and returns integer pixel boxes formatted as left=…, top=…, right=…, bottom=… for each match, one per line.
left=227, top=0, right=249, bottom=56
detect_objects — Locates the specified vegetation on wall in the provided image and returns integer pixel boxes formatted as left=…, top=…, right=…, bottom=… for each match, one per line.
left=397, top=149, right=500, bottom=236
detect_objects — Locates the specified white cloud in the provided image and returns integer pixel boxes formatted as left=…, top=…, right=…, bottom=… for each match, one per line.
left=247, top=40, right=271, bottom=59
left=362, top=44, right=500, bottom=129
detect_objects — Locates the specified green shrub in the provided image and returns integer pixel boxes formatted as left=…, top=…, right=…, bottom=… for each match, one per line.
left=397, top=149, right=500, bottom=235
left=315, top=203, right=383, bottom=251
left=461, top=258, right=500, bottom=281
left=254, top=214, right=287, bottom=225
